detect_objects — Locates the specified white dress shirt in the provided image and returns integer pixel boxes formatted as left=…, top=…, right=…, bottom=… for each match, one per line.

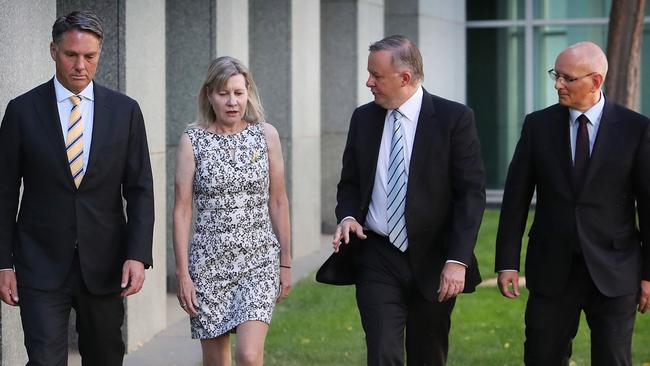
left=365, top=86, right=423, bottom=237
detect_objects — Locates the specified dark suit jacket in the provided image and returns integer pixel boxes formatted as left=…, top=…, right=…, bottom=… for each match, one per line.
left=495, top=100, right=650, bottom=297
left=0, top=79, right=154, bottom=295
left=335, top=89, right=486, bottom=301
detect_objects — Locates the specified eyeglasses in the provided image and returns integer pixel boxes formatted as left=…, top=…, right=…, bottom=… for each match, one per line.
left=548, top=69, right=597, bottom=85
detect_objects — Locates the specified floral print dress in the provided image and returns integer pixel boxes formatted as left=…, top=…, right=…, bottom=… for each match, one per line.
left=185, top=123, right=280, bottom=339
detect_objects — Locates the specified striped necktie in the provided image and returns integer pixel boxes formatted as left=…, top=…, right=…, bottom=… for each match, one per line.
left=387, top=109, right=408, bottom=252
left=67, top=95, right=84, bottom=187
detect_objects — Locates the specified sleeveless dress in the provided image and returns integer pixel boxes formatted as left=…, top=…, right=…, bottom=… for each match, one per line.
left=185, top=122, right=280, bottom=339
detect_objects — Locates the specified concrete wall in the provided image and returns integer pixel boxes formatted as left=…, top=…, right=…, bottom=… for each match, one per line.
left=216, top=0, right=249, bottom=64
left=419, top=0, right=466, bottom=102
left=0, top=2, right=56, bottom=364
left=250, top=0, right=322, bottom=260
left=291, top=0, right=321, bottom=258
left=165, top=0, right=215, bottom=291
left=385, top=0, right=466, bottom=102
left=165, top=0, right=250, bottom=292
left=124, top=0, right=167, bottom=353
left=320, top=0, right=384, bottom=232
left=57, top=0, right=125, bottom=91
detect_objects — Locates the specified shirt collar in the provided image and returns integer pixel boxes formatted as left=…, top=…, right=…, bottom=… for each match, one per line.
left=392, top=85, right=423, bottom=123
left=569, top=91, right=604, bottom=126
left=53, top=75, right=95, bottom=103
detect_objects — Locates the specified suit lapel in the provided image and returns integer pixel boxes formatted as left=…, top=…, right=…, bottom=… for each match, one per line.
left=85, top=83, right=110, bottom=180
left=361, top=104, right=387, bottom=206
left=550, top=105, right=574, bottom=191
left=581, top=100, right=618, bottom=193
left=33, top=79, right=75, bottom=186
left=408, top=89, right=435, bottom=190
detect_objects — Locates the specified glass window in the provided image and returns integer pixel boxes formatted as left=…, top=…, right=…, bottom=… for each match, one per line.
left=641, top=28, right=650, bottom=116
left=467, top=0, right=524, bottom=21
left=533, top=25, right=608, bottom=110
left=467, top=27, right=525, bottom=188
left=534, top=0, right=612, bottom=19
left=468, top=0, right=650, bottom=189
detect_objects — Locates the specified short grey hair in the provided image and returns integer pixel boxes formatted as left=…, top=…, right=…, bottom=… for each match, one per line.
left=52, top=10, right=104, bottom=45
left=369, top=35, right=424, bottom=83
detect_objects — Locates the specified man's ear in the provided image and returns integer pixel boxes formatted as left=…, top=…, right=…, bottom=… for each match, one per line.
left=400, top=70, right=412, bottom=87
left=50, top=42, right=57, bottom=61
left=591, top=73, right=604, bottom=93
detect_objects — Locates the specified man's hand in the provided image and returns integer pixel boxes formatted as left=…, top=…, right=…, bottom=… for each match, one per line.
left=332, top=217, right=367, bottom=252
left=497, top=271, right=520, bottom=299
left=438, top=262, right=466, bottom=302
left=121, top=260, right=145, bottom=297
left=0, top=270, right=18, bottom=306
left=639, top=280, right=650, bottom=313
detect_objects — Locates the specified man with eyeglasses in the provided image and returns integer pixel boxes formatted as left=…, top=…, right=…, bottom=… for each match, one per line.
left=495, top=41, right=650, bottom=366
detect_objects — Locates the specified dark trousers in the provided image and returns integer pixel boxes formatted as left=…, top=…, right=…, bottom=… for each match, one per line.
left=355, top=232, right=456, bottom=366
left=18, top=252, right=125, bottom=366
left=524, top=255, right=637, bottom=366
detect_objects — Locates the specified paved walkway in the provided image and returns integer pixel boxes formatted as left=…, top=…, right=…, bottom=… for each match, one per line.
left=121, top=235, right=333, bottom=366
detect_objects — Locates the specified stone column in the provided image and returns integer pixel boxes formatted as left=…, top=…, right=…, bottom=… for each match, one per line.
left=57, top=0, right=167, bottom=352
left=124, top=0, right=167, bottom=353
left=250, top=0, right=321, bottom=259
left=385, top=0, right=466, bottom=102
left=320, top=0, right=383, bottom=233
left=57, top=0, right=125, bottom=91
left=165, top=0, right=214, bottom=291
left=0, top=1, right=56, bottom=364
left=291, top=0, right=321, bottom=258
left=165, top=0, right=250, bottom=292
left=216, top=0, right=249, bottom=64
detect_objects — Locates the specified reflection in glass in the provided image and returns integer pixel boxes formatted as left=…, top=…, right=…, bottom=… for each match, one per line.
left=533, top=25, right=607, bottom=110
left=467, top=27, right=524, bottom=188
left=467, top=0, right=523, bottom=21
left=535, top=0, right=611, bottom=19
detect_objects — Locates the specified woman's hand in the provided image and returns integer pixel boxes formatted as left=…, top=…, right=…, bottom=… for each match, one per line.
left=176, top=272, right=199, bottom=316
left=277, top=266, right=292, bottom=303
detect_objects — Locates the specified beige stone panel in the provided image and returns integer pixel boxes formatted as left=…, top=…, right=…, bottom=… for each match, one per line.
left=291, top=136, right=322, bottom=259
left=125, top=152, right=167, bottom=352
left=124, top=0, right=167, bottom=352
left=125, top=0, right=166, bottom=154
left=357, top=0, right=384, bottom=106
left=419, top=1, right=466, bottom=102
left=216, top=0, right=249, bottom=65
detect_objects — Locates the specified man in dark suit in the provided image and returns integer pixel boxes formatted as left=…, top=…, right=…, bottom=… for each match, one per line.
left=331, top=35, right=486, bottom=365
left=495, top=42, right=650, bottom=366
left=0, top=10, right=154, bottom=366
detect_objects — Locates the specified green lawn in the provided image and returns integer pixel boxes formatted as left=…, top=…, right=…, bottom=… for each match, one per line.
left=264, top=209, right=650, bottom=365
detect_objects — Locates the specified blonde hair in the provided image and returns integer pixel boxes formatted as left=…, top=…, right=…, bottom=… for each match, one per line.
left=194, top=56, right=265, bottom=128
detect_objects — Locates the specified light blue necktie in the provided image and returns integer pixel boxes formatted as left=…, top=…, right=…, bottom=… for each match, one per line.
left=387, top=109, right=408, bottom=251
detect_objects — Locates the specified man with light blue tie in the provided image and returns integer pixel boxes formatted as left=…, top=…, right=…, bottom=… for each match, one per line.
left=0, top=10, right=154, bottom=365
left=329, top=35, right=486, bottom=365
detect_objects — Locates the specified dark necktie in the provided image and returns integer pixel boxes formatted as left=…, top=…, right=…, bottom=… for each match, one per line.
left=573, top=114, right=590, bottom=191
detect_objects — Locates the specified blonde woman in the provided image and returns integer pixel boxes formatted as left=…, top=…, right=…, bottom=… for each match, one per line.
left=173, top=56, right=291, bottom=366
